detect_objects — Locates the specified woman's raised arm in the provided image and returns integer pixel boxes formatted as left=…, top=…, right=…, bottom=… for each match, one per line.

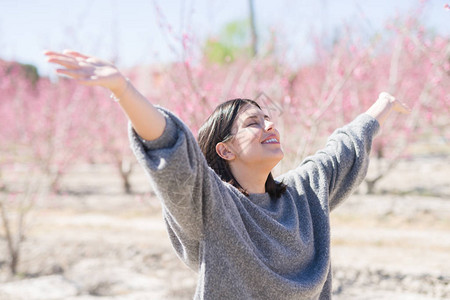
left=44, top=50, right=165, bottom=141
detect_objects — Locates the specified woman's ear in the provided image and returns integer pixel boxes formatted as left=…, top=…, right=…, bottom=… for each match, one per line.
left=216, top=142, right=235, bottom=161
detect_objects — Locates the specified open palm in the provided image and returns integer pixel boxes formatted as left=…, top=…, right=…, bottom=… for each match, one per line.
left=44, top=50, right=126, bottom=92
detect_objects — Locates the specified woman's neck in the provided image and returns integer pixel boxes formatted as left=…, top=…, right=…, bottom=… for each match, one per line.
left=229, top=163, right=270, bottom=194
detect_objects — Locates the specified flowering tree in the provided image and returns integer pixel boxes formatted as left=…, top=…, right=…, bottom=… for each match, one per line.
left=0, top=60, right=134, bottom=273
left=0, top=58, right=135, bottom=193
left=141, top=9, right=449, bottom=193
left=1, top=11, right=448, bottom=198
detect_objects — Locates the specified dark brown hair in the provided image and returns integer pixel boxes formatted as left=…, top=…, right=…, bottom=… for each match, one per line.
left=197, top=98, right=286, bottom=198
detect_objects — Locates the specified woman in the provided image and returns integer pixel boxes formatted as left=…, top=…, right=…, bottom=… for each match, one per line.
left=45, top=50, right=410, bottom=299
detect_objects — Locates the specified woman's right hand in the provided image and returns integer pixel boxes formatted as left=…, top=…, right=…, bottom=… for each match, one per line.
left=44, top=49, right=128, bottom=95
left=45, top=49, right=167, bottom=141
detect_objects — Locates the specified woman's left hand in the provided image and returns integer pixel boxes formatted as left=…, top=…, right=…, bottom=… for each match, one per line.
left=378, top=92, right=411, bottom=114
left=366, top=92, right=411, bottom=126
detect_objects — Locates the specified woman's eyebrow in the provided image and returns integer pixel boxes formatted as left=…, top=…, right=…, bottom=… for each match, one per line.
left=244, top=115, right=260, bottom=122
left=245, top=113, right=270, bottom=120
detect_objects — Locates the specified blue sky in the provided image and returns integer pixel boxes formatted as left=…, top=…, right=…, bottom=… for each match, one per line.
left=0, top=0, right=448, bottom=76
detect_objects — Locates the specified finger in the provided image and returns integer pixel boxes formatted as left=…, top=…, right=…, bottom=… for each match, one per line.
left=44, top=51, right=73, bottom=61
left=396, top=107, right=411, bottom=114
left=395, top=101, right=411, bottom=114
left=43, top=50, right=65, bottom=56
left=47, top=57, right=79, bottom=69
left=55, top=68, right=87, bottom=78
left=63, top=49, right=90, bottom=60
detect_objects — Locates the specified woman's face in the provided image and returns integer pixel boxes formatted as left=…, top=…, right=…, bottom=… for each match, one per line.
left=227, top=104, right=284, bottom=169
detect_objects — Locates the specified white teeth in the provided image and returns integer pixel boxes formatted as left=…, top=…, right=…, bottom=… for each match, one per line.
left=263, top=138, right=278, bottom=144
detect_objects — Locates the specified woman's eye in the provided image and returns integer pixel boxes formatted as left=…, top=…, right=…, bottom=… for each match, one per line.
left=247, top=122, right=258, bottom=127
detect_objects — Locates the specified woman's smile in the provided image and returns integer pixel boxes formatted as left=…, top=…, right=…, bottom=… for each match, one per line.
left=261, top=135, right=280, bottom=144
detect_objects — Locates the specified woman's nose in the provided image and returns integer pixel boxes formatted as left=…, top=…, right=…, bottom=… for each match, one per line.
left=264, top=120, right=275, bottom=132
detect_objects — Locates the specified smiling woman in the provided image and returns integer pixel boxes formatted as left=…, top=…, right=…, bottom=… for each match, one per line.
left=45, top=49, right=410, bottom=299
left=198, top=98, right=286, bottom=197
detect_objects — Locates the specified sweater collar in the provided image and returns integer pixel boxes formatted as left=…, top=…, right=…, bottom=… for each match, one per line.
left=248, top=192, right=272, bottom=206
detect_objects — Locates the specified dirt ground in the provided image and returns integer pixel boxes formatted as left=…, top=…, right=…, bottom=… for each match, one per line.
left=0, top=156, right=449, bottom=299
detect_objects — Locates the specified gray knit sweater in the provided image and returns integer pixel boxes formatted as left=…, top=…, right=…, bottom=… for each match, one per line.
left=129, top=108, right=380, bottom=300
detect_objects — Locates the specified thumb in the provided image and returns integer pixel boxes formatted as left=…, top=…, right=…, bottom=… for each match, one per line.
left=393, top=99, right=411, bottom=114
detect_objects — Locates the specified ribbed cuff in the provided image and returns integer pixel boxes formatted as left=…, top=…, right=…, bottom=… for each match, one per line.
left=359, top=113, right=381, bottom=137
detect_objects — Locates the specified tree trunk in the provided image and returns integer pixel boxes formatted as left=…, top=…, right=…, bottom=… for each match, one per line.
left=119, top=159, right=133, bottom=194
left=248, top=0, right=258, bottom=57
left=365, top=179, right=378, bottom=194
left=1, top=200, right=18, bottom=275
left=10, top=251, right=18, bottom=275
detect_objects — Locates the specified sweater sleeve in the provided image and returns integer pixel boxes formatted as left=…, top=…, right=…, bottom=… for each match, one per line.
left=128, top=107, right=219, bottom=269
left=281, top=113, right=380, bottom=211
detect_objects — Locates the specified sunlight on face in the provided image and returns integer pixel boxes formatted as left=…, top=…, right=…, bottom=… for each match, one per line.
left=227, top=104, right=283, bottom=167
